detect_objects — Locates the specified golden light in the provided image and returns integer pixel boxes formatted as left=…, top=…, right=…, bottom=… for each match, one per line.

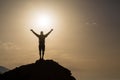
left=34, top=14, right=52, bottom=26
left=28, top=12, right=54, bottom=32
left=27, top=11, right=58, bottom=32
left=40, top=15, right=52, bottom=26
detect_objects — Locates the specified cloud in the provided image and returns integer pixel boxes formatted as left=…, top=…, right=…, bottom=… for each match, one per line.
left=0, top=41, right=20, bottom=50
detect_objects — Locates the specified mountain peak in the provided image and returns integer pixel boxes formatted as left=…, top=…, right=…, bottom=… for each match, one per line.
left=0, top=66, right=9, bottom=74
left=1, top=59, right=76, bottom=80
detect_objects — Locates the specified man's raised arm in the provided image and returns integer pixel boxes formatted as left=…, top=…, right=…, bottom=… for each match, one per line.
left=30, top=29, right=39, bottom=37
left=45, top=29, right=53, bottom=37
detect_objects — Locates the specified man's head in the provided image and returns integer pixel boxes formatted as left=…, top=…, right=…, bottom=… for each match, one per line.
left=40, top=31, right=43, bottom=35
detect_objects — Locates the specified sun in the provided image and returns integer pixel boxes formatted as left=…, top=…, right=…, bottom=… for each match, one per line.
left=35, top=14, right=52, bottom=26
left=28, top=12, right=55, bottom=32
left=32, top=13, right=53, bottom=27
left=40, top=15, right=51, bottom=26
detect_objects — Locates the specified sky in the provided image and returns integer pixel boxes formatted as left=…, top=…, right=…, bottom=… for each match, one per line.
left=0, top=0, right=120, bottom=80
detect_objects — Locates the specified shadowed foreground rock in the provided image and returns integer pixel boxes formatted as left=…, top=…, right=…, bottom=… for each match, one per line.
left=2, top=60, right=76, bottom=80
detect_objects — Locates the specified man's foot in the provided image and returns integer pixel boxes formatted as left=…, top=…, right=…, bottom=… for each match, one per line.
left=39, top=58, right=44, bottom=60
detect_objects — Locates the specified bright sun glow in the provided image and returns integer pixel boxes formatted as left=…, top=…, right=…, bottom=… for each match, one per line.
left=35, top=15, right=52, bottom=26
left=41, top=15, right=51, bottom=26
left=29, top=12, right=55, bottom=32
left=27, top=11, right=56, bottom=32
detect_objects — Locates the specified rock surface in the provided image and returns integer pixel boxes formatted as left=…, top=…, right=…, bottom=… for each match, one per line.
left=2, top=59, right=76, bottom=80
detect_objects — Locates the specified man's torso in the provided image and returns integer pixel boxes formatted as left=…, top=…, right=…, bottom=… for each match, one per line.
left=38, top=35, right=46, bottom=45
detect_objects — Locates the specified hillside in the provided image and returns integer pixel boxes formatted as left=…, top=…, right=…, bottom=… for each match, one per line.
left=1, top=59, right=76, bottom=80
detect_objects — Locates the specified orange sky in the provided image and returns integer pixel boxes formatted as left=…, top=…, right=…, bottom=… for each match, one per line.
left=0, top=0, right=120, bottom=80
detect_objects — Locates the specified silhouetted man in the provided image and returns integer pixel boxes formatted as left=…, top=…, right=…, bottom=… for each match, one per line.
left=31, top=29, right=53, bottom=59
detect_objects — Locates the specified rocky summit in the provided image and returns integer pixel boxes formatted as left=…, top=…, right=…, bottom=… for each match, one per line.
left=1, top=59, right=76, bottom=80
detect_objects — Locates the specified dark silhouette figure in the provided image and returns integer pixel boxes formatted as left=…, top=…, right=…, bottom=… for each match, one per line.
left=31, top=29, right=53, bottom=59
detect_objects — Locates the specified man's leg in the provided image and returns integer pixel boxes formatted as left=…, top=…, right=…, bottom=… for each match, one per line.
left=42, top=50, right=44, bottom=60
left=39, top=45, right=42, bottom=59
left=39, top=50, right=41, bottom=59
left=41, top=45, right=45, bottom=59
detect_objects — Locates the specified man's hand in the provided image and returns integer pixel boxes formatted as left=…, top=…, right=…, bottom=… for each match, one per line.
left=51, top=29, right=53, bottom=31
left=30, top=29, right=33, bottom=31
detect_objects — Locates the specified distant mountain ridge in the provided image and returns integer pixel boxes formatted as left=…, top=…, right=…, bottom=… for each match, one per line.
left=0, top=66, right=9, bottom=74
left=1, top=59, right=76, bottom=80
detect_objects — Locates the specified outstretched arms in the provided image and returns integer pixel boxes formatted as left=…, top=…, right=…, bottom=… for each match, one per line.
left=30, top=29, right=39, bottom=37
left=45, top=29, right=53, bottom=37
